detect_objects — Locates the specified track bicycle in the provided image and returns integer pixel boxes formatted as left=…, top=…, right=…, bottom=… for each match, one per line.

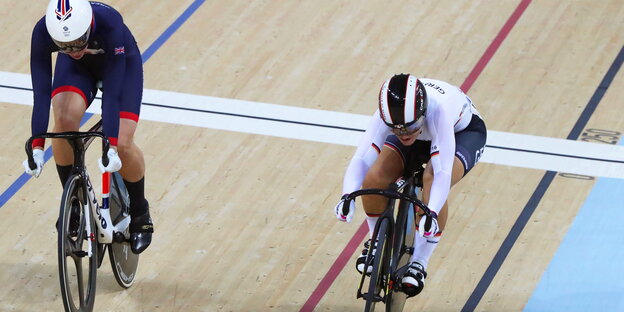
left=25, top=120, right=139, bottom=312
left=343, top=169, right=433, bottom=312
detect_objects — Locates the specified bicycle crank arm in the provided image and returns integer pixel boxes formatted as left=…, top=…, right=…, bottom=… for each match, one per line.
left=73, top=250, right=88, bottom=257
left=113, top=231, right=131, bottom=243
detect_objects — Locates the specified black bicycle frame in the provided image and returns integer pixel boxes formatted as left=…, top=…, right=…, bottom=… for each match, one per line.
left=346, top=173, right=432, bottom=303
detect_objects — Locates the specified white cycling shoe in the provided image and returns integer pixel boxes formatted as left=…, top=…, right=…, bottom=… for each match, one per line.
left=401, top=261, right=427, bottom=297
left=355, top=239, right=376, bottom=275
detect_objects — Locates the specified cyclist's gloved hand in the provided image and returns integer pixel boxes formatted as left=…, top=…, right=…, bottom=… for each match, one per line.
left=335, top=194, right=355, bottom=223
left=98, top=148, right=122, bottom=173
left=23, top=148, right=45, bottom=178
left=418, top=211, right=439, bottom=238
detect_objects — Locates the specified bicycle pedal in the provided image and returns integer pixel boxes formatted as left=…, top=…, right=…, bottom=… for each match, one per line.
left=74, top=250, right=88, bottom=257
left=362, top=292, right=384, bottom=303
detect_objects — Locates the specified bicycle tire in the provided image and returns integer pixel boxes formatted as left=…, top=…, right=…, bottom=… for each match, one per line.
left=58, top=174, right=97, bottom=312
left=108, top=172, right=139, bottom=288
left=386, top=205, right=414, bottom=312
left=386, top=188, right=417, bottom=311
left=364, top=218, right=390, bottom=312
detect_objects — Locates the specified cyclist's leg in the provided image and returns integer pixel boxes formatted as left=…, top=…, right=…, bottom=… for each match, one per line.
left=362, top=146, right=404, bottom=213
left=415, top=115, right=486, bottom=265
left=50, top=54, right=97, bottom=186
left=355, top=146, right=403, bottom=274
left=117, top=52, right=147, bottom=217
left=51, top=92, right=87, bottom=165
left=375, top=138, right=431, bottom=232
left=361, top=145, right=404, bottom=230
left=117, top=118, right=150, bottom=222
left=116, top=53, right=152, bottom=254
left=51, top=93, right=86, bottom=234
left=399, top=156, right=465, bottom=296
left=406, top=156, right=464, bottom=262
left=117, top=118, right=145, bottom=182
left=420, top=115, right=487, bottom=230
left=420, top=156, right=465, bottom=232
left=404, top=115, right=487, bottom=294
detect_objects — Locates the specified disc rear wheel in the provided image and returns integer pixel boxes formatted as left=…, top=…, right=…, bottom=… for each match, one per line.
left=108, top=172, right=139, bottom=288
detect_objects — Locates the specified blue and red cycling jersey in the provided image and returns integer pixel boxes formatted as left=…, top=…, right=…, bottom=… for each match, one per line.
left=30, top=1, right=143, bottom=147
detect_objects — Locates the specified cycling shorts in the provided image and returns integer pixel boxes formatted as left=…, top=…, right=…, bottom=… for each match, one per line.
left=51, top=52, right=143, bottom=120
left=385, top=114, right=487, bottom=176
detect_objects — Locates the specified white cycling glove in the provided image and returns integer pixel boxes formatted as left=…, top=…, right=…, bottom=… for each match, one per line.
left=23, top=148, right=45, bottom=178
left=418, top=211, right=440, bottom=238
left=98, top=148, right=122, bottom=173
left=334, top=194, right=356, bottom=223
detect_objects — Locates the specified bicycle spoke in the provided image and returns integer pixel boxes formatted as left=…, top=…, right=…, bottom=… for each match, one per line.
left=67, top=236, right=80, bottom=256
left=65, top=239, right=74, bottom=256
left=75, top=257, right=86, bottom=308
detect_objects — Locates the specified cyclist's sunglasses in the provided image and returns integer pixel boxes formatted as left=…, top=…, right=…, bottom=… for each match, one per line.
left=390, top=116, right=424, bottom=136
left=53, top=28, right=90, bottom=53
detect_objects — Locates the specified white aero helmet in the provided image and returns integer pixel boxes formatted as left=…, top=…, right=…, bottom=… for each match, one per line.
left=378, top=73, right=427, bottom=136
left=45, top=0, right=93, bottom=51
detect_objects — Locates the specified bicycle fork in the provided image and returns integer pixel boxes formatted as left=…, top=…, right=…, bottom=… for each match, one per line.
left=357, top=214, right=395, bottom=303
left=84, top=171, right=127, bottom=244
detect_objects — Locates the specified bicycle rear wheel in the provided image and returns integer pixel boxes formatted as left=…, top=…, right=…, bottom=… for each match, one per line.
left=108, top=172, right=139, bottom=288
left=58, top=174, right=97, bottom=312
left=364, top=218, right=390, bottom=312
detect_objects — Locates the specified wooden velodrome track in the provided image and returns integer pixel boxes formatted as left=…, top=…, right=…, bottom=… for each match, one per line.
left=1, top=0, right=624, bottom=311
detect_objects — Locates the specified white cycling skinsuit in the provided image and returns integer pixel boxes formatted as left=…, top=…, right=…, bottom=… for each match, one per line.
left=341, top=78, right=481, bottom=216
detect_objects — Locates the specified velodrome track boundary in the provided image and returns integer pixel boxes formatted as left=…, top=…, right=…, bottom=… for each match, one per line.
left=1, top=71, right=623, bottom=180
left=1, top=0, right=622, bottom=309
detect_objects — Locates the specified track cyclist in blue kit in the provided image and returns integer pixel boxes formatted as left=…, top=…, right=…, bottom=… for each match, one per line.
left=23, top=0, right=153, bottom=254
left=334, top=74, right=487, bottom=297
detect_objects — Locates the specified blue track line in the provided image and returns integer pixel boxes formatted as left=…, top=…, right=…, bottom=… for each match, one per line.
left=142, top=0, right=206, bottom=62
left=0, top=113, right=92, bottom=207
left=0, top=1, right=206, bottom=209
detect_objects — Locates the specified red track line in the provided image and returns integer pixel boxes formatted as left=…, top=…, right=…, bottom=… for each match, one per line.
left=299, top=222, right=368, bottom=312
left=300, top=1, right=532, bottom=310
left=461, top=0, right=532, bottom=93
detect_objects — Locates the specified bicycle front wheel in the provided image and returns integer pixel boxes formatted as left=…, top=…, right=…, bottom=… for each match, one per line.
left=364, top=218, right=390, bottom=312
left=58, top=174, right=97, bottom=312
left=386, top=196, right=417, bottom=312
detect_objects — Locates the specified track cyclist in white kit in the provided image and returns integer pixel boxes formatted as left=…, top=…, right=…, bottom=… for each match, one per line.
left=334, top=73, right=487, bottom=297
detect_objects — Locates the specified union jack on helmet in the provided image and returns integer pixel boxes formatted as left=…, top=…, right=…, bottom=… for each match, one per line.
left=45, top=0, right=93, bottom=51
